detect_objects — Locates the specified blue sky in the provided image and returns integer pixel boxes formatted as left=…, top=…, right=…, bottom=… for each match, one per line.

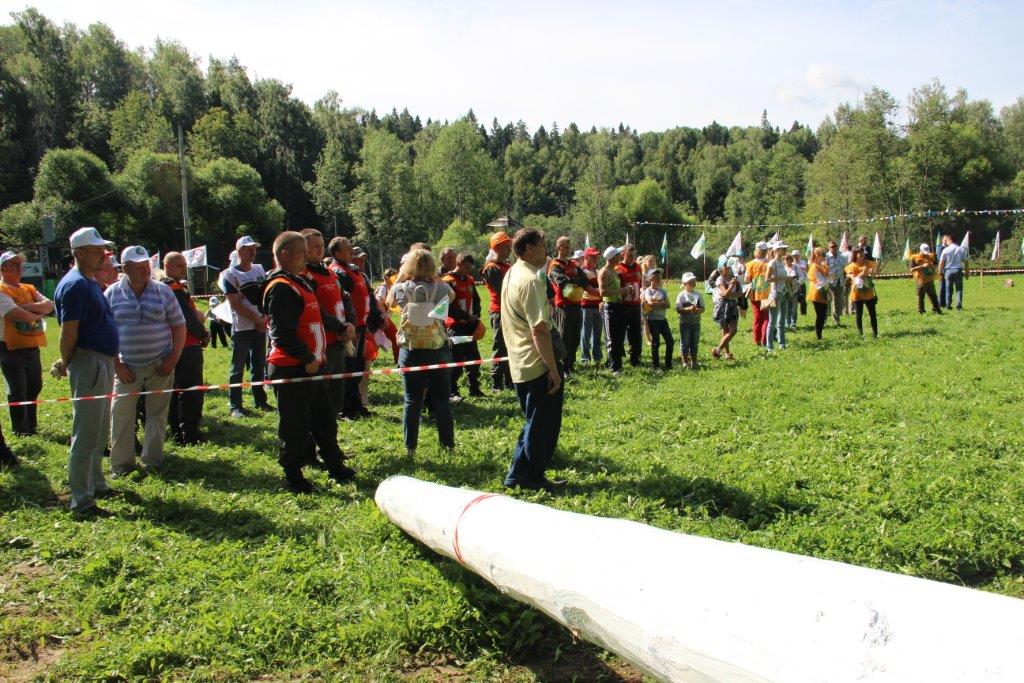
left=4, top=0, right=1020, bottom=132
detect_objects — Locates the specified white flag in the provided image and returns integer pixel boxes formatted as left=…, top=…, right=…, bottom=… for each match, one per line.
left=872, top=232, right=882, bottom=260
left=990, top=231, right=1001, bottom=261
left=960, top=231, right=970, bottom=254
left=839, top=231, right=849, bottom=254
left=149, top=251, right=160, bottom=271
left=769, top=231, right=780, bottom=245
left=183, top=245, right=207, bottom=268
left=725, top=231, right=743, bottom=257
left=690, top=232, right=706, bottom=259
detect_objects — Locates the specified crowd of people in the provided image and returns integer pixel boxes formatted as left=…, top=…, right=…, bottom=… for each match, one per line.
left=0, top=223, right=974, bottom=510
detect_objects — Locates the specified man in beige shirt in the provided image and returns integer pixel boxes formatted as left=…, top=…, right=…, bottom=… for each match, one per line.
left=500, top=228, right=566, bottom=492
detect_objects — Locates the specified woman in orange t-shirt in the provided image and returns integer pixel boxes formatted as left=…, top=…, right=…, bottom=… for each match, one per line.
left=806, top=247, right=830, bottom=340
left=844, top=248, right=878, bottom=338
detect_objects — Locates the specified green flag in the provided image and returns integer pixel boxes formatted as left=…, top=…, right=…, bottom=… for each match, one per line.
left=660, top=232, right=668, bottom=264
left=428, top=298, right=448, bottom=321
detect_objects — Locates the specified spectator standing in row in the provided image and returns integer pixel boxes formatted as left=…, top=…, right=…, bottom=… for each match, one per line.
left=615, top=244, right=644, bottom=367
left=443, top=252, right=484, bottom=400
left=54, top=228, right=119, bottom=516
left=908, top=243, right=943, bottom=315
left=641, top=268, right=673, bottom=370
left=0, top=251, right=53, bottom=435
left=579, top=248, right=603, bottom=367
left=547, top=236, right=590, bottom=376
left=599, top=247, right=628, bottom=377
left=106, top=246, right=185, bottom=477
left=480, top=233, right=513, bottom=391
left=501, top=228, right=565, bottom=492
left=162, top=252, right=209, bottom=445
left=206, top=296, right=230, bottom=348
left=263, top=232, right=356, bottom=493
left=222, top=236, right=271, bottom=418
left=938, top=234, right=968, bottom=310
left=745, top=242, right=770, bottom=346
left=824, top=240, right=848, bottom=325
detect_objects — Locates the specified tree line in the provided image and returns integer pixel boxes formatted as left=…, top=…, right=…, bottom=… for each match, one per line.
left=2, top=8, right=1023, bottom=271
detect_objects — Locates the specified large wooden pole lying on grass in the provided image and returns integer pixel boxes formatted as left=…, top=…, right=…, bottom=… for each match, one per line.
left=375, top=475, right=1024, bottom=683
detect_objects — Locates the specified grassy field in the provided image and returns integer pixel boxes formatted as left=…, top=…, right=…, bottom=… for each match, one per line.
left=2, top=275, right=1023, bottom=681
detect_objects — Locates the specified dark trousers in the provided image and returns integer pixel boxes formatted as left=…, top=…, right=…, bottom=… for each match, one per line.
left=813, top=301, right=828, bottom=340
left=623, top=304, right=643, bottom=366
left=450, top=340, right=481, bottom=394
left=797, top=284, right=807, bottom=315
left=229, top=329, right=267, bottom=410
left=400, top=347, right=454, bottom=451
left=603, top=303, right=626, bottom=372
left=209, top=320, right=230, bottom=348
left=854, top=298, right=879, bottom=337
left=0, top=344, right=41, bottom=435
left=343, top=328, right=367, bottom=415
left=553, top=305, right=582, bottom=373
left=268, top=363, right=347, bottom=484
left=504, top=366, right=564, bottom=486
left=489, top=312, right=512, bottom=390
left=647, top=318, right=674, bottom=369
left=325, top=341, right=346, bottom=414
left=917, top=281, right=942, bottom=313
left=168, top=345, right=204, bottom=440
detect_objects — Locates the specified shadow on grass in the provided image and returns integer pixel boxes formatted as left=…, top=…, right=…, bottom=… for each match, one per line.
left=0, top=449, right=59, bottom=512
left=155, top=449, right=285, bottom=495
left=127, top=491, right=313, bottom=541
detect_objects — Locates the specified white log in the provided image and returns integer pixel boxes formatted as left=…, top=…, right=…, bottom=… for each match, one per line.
left=374, top=475, right=1024, bottom=683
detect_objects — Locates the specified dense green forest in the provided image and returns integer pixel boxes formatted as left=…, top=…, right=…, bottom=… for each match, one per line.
left=2, top=8, right=1023, bottom=269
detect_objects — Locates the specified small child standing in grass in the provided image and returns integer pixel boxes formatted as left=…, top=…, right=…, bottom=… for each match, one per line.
left=641, top=268, right=673, bottom=370
left=676, top=272, right=704, bottom=370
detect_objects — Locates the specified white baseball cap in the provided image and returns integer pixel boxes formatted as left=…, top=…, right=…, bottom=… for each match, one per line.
left=572, top=249, right=585, bottom=260
left=235, top=235, right=260, bottom=249
left=755, top=241, right=769, bottom=251
left=0, top=251, right=24, bottom=266
left=121, top=245, right=151, bottom=263
left=681, top=272, right=697, bottom=283
left=920, top=243, right=931, bottom=253
left=603, top=246, right=622, bottom=260
left=70, top=226, right=113, bottom=249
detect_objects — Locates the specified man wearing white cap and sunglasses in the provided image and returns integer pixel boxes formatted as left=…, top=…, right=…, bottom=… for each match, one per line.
left=222, top=235, right=271, bottom=418
left=105, top=245, right=185, bottom=477
left=53, top=227, right=120, bottom=516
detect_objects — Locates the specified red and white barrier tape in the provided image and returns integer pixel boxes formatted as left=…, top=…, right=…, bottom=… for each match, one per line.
left=2, top=357, right=508, bottom=408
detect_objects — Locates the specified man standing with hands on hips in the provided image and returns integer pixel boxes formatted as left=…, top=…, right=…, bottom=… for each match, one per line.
left=222, top=235, right=271, bottom=418
left=501, top=228, right=566, bottom=493
left=53, top=227, right=120, bottom=517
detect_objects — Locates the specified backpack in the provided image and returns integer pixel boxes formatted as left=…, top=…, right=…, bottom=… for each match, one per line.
left=397, top=282, right=448, bottom=350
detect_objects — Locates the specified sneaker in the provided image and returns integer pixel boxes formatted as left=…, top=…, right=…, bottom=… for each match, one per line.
left=356, top=406, right=372, bottom=418
left=468, top=388, right=486, bottom=398
left=73, top=504, right=113, bottom=519
left=254, top=403, right=274, bottom=412
left=286, top=478, right=317, bottom=494
left=110, top=464, right=146, bottom=480
left=0, top=446, right=18, bottom=468
left=449, top=394, right=463, bottom=404
left=230, top=408, right=246, bottom=419
left=328, top=465, right=357, bottom=484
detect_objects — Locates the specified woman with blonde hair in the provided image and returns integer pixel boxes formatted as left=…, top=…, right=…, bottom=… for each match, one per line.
left=638, top=254, right=658, bottom=343
left=386, top=249, right=457, bottom=459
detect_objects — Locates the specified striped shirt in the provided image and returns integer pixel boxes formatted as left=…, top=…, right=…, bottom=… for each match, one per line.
left=104, top=277, right=185, bottom=367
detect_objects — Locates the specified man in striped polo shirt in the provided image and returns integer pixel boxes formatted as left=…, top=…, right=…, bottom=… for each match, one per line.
left=105, top=246, right=185, bottom=477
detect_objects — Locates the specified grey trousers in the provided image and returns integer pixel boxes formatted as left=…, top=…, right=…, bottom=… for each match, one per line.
left=67, top=349, right=114, bottom=511
left=828, top=283, right=845, bottom=322
left=110, top=360, right=174, bottom=474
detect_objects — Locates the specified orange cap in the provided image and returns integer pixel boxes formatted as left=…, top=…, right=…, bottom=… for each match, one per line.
left=489, top=232, right=512, bottom=249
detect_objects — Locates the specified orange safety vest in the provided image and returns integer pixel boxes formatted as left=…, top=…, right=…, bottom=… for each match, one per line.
left=264, top=276, right=326, bottom=367
left=166, top=280, right=203, bottom=347
left=442, top=271, right=475, bottom=330
left=304, top=265, right=346, bottom=344
left=0, top=282, right=46, bottom=350
left=614, top=261, right=643, bottom=306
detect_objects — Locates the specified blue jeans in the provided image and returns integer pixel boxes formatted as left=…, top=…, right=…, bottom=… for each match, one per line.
left=229, top=329, right=268, bottom=410
left=785, top=293, right=799, bottom=327
left=767, top=296, right=789, bottom=350
left=504, top=367, right=564, bottom=486
left=580, top=306, right=602, bottom=363
left=944, top=270, right=963, bottom=309
left=677, top=319, right=700, bottom=357
left=399, top=347, right=454, bottom=451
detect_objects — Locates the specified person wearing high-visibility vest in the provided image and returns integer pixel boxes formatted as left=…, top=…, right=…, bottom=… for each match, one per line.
left=0, top=251, right=53, bottom=436
left=479, top=233, right=513, bottom=391
left=442, top=252, right=484, bottom=400
left=263, top=231, right=356, bottom=494
left=614, top=244, right=644, bottom=367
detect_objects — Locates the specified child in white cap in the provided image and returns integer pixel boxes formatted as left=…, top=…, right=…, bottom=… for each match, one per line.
left=675, top=272, right=704, bottom=369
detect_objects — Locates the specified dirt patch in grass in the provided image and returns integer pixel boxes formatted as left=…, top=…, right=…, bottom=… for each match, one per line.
left=1, top=560, right=65, bottom=681
left=0, top=639, right=65, bottom=683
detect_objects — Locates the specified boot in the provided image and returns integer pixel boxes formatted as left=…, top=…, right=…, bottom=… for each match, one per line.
left=681, top=353, right=690, bottom=368
left=689, top=355, right=699, bottom=371
left=0, top=441, right=17, bottom=468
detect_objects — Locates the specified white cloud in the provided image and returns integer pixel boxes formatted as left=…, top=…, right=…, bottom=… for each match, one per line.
left=775, top=64, right=870, bottom=106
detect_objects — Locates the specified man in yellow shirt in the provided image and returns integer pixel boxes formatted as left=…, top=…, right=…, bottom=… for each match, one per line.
left=500, top=228, right=566, bottom=493
left=908, top=243, right=942, bottom=315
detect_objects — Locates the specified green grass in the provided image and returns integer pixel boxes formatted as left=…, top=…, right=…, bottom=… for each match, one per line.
left=2, top=276, right=1023, bottom=680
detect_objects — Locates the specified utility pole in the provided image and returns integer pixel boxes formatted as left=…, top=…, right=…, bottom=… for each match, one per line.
left=177, top=124, right=194, bottom=288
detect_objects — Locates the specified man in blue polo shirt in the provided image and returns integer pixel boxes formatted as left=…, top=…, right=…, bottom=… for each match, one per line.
left=54, top=227, right=120, bottom=518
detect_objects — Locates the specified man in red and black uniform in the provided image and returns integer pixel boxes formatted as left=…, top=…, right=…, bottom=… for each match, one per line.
left=263, top=232, right=355, bottom=494
left=327, top=237, right=383, bottom=420
left=161, top=252, right=210, bottom=444
left=442, top=252, right=483, bottom=400
left=547, top=236, right=592, bottom=375
left=579, top=247, right=603, bottom=365
left=480, top=232, right=513, bottom=391
left=615, top=243, right=644, bottom=367
left=300, top=229, right=356, bottom=417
